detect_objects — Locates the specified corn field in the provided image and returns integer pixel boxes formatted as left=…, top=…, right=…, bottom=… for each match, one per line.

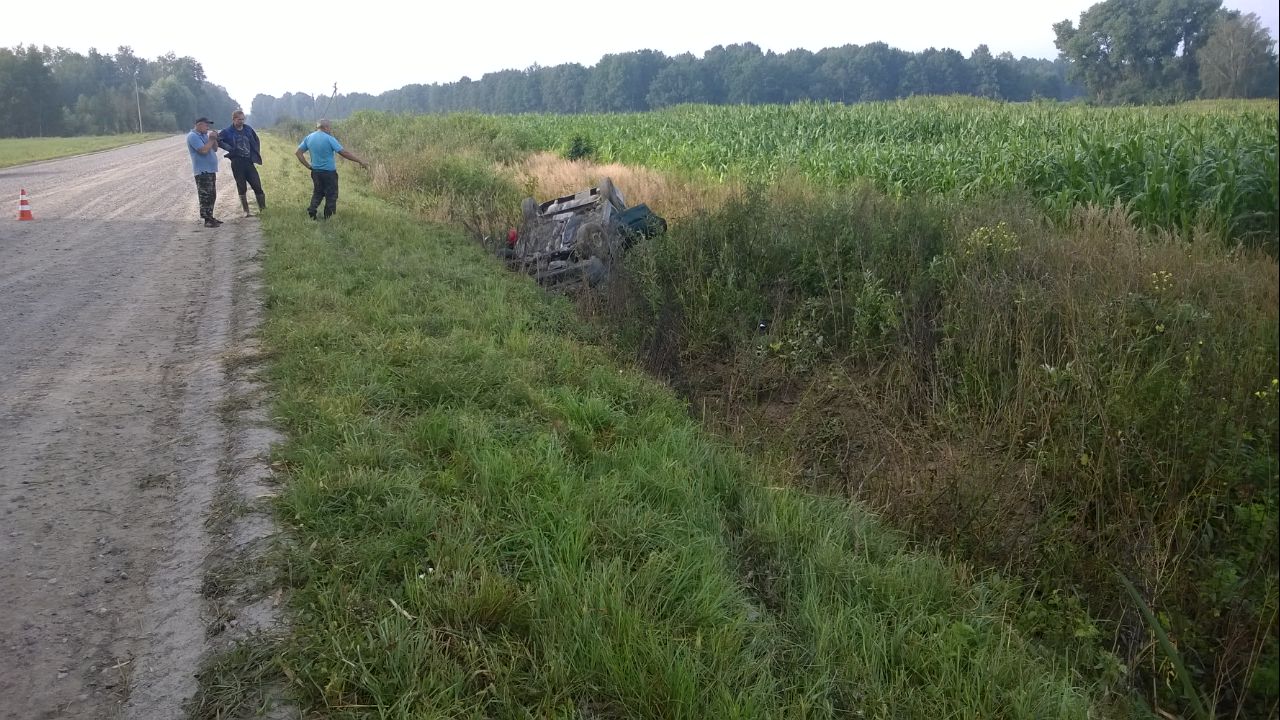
left=503, top=97, right=1279, bottom=248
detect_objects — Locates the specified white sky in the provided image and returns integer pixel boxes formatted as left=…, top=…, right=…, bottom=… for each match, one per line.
left=4, top=0, right=1278, bottom=110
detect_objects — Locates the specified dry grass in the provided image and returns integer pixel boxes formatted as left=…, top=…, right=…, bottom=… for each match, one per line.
left=510, top=152, right=740, bottom=221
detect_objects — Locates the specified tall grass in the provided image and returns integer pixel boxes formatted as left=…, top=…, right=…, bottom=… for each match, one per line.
left=608, top=188, right=1278, bottom=718
left=255, top=134, right=1105, bottom=718
left=330, top=104, right=1279, bottom=718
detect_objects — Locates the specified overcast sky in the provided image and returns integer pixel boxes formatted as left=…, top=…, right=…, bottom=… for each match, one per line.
left=4, top=0, right=1278, bottom=111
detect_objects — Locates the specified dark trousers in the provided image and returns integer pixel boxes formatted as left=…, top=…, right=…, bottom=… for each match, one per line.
left=308, top=170, right=339, bottom=218
left=194, top=172, right=217, bottom=220
left=230, top=158, right=265, bottom=207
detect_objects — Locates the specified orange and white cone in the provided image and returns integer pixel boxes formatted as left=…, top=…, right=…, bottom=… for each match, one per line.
left=18, top=188, right=34, bottom=220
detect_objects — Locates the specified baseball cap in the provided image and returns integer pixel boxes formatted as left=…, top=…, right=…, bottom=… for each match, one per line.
left=194, top=116, right=212, bottom=124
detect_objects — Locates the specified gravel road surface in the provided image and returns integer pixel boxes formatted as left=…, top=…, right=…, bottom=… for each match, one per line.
left=0, top=136, right=275, bottom=719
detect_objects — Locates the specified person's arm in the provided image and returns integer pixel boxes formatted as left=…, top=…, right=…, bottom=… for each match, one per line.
left=295, top=145, right=312, bottom=170
left=337, top=148, right=368, bottom=168
left=190, top=131, right=219, bottom=155
left=248, top=127, right=263, bottom=164
left=216, top=128, right=233, bottom=154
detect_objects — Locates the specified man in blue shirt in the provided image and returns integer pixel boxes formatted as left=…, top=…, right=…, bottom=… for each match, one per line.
left=187, top=116, right=223, bottom=227
left=294, top=118, right=368, bottom=219
left=217, top=109, right=265, bottom=217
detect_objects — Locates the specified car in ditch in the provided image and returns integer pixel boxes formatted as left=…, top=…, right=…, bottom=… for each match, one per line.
left=501, top=177, right=667, bottom=288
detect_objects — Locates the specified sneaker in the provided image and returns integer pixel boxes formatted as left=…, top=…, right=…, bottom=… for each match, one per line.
left=204, top=218, right=222, bottom=228
left=210, top=218, right=224, bottom=226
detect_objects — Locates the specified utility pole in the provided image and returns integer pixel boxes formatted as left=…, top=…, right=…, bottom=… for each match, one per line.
left=134, top=69, right=143, bottom=133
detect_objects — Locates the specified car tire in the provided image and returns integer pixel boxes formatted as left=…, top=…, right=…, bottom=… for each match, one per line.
left=575, top=221, right=615, bottom=266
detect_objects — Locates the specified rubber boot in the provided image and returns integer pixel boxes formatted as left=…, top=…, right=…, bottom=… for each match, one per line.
left=239, top=193, right=251, bottom=217
left=254, top=191, right=266, bottom=210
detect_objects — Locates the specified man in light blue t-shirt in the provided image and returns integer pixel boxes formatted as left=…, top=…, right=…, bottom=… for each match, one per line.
left=187, top=116, right=223, bottom=227
left=294, top=118, right=368, bottom=219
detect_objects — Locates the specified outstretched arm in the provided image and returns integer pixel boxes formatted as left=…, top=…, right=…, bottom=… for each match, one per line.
left=337, top=149, right=368, bottom=168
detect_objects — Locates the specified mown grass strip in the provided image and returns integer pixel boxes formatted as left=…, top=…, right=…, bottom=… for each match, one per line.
left=256, top=135, right=1101, bottom=719
left=0, top=133, right=170, bottom=168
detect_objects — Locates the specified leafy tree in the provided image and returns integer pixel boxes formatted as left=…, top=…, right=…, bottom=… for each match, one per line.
left=0, top=45, right=61, bottom=136
left=536, top=63, right=588, bottom=114
left=776, top=48, right=820, bottom=102
left=852, top=43, right=910, bottom=101
left=583, top=50, right=668, bottom=112
left=812, top=45, right=862, bottom=103
left=726, top=50, right=797, bottom=104
left=1198, top=11, right=1280, bottom=98
left=148, top=76, right=196, bottom=131
left=647, top=53, right=711, bottom=108
left=701, top=43, right=765, bottom=104
left=970, top=45, right=1001, bottom=98
left=1054, top=0, right=1222, bottom=102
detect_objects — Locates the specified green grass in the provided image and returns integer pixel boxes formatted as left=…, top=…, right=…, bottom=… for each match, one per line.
left=254, top=135, right=1106, bottom=718
left=0, top=133, right=169, bottom=168
left=333, top=110, right=1279, bottom=718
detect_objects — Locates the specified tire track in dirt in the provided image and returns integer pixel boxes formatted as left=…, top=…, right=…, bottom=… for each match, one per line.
left=0, top=136, right=282, bottom=720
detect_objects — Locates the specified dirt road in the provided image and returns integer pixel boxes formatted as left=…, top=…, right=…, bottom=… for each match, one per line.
left=0, top=136, right=278, bottom=719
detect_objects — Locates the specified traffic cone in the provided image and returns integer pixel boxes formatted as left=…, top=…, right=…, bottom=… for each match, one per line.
left=18, top=188, right=34, bottom=220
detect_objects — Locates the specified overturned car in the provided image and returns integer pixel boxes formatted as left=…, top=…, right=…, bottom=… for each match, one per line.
left=501, top=177, right=666, bottom=288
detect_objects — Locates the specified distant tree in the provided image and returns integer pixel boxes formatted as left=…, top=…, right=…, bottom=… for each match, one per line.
left=701, top=43, right=765, bottom=104
left=776, top=48, right=820, bottom=102
left=726, top=50, right=796, bottom=104
left=899, top=56, right=928, bottom=96
left=1054, top=0, right=1221, bottom=102
left=480, top=68, right=540, bottom=113
left=249, top=94, right=277, bottom=125
left=647, top=53, right=710, bottom=107
left=582, top=50, right=668, bottom=112
left=969, top=45, right=1001, bottom=98
left=0, top=46, right=61, bottom=136
left=537, top=63, right=589, bottom=113
left=238, top=36, right=1090, bottom=121
left=853, top=43, right=910, bottom=101
left=811, top=45, right=861, bottom=102
left=927, top=48, right=973, bottom=94
left=152, top=52, right=207, bottom=93
left=1198, top=11, right=1280, bottom=97
left=0, top=44, right=241, bottom=136
left=148, top=76, right=196, bottom=130
left=194, top=80, right=238, bottom=123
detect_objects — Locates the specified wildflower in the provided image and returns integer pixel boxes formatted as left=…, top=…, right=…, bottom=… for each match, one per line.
left=1149, top=270, right=1174, bottom=293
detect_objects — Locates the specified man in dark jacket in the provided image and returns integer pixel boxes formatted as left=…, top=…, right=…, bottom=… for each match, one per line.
left=217, top=109, right=265, bottom=216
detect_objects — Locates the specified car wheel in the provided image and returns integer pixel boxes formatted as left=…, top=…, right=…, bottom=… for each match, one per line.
left=574, top=221, right=615, bottom=266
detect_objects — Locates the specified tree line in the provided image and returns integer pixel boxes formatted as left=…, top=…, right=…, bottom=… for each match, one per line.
left=250, top=43, right=1080, bottom=126
left=251, top=2, right=1276, bottom=126
left=0, top=45, right=237, bottom=138
left=2, top=0, right=1274, bottom=138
